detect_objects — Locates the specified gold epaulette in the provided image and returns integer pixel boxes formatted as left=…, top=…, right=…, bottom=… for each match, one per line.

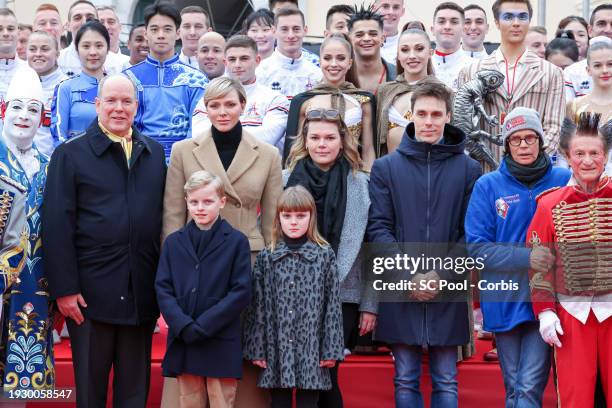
left=535, top=186, right=561, bottom=202
left=0, top=175, right=26, bottom=194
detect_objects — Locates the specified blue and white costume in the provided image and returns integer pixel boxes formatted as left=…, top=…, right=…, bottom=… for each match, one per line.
left=50, top=72, right=100, bottom=144
left=36, top=68, right=67, bottom=157
left=123, top=54, right=208, bottom=159
left=256, top=50, right=322, bottom=100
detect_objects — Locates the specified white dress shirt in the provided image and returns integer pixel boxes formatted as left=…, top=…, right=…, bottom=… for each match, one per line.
left=432, top=49, right=475, bottom=91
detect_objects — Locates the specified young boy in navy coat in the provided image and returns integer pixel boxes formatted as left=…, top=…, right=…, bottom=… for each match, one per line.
left=156, top=170, right=252, bottom=408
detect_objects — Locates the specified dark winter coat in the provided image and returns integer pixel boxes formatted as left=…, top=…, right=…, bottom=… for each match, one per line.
left=367, top=123, right=481, bottom=346
left=156, top=219, right=252, bottom=379
left=43, top=122, right=166, bottom=325
left=243, top=241, right=344, bottom=390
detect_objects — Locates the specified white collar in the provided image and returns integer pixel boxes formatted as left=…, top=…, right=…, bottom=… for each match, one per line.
left=0, top=56, right=22, bottom=68
left=273, top=49, right=304, bottom=64
left=40, top=67, right=63, bottom=82
left=2, top=135, right=39, bottom=180
left=242, top=81, right=258, bottom=91
left=385, top=33, right=400, bottom=44
left=461, top=46, right=487, bottom=58
left=494, top=47, right=528, bottom=67
left=180, top=50, right=196, bottom=62
left=433, top=49, right=466, bottom=64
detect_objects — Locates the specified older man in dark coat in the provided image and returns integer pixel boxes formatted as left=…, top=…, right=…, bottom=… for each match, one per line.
left=367, top=77, right=481, bottom=408
left=42, top=74, right=166, bottom=408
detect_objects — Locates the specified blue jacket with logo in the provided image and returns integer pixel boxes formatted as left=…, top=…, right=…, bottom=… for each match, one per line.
left=123, top=54, right=208, bottom=159
left=51, top=72, right=100, bottom=144
left=465, top=159, right=570, bottom=332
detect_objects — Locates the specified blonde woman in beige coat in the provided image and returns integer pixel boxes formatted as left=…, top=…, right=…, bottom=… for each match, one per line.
left=161, top=77, right=282, bottom=408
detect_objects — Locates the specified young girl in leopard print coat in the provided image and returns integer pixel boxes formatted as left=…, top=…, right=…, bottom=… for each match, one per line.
left=243, top=186, right=344, bottom=408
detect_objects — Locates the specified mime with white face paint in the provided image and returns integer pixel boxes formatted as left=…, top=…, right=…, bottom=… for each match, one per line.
left=0, top=66, right=54, bottom=392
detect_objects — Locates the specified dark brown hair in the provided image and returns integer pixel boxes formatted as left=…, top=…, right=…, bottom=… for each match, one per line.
left=545, top=35, right=579, bottom=62
left=558, top=15, right=588, bottom=33
left=269, top=0, right=298, bottom=10
left=326, top=5, right=355, bottom=29
left=410, top=77, right=453, bottom=114
left=68, top=0, right=96, bottom=20
left=180, top=5, right=210, bottom=27
left=434, top=2, right=465, bottom=20
left=464, top=4, right=487, bottom=17
left=402, top=20, right=426, bottom=32
left=274, top=7, right=305, bottom=27
left=225, top=34, right=258, bottom=54
left=396, top=29, right=434, bottom=77
left=591, top=4, right=612, bottom=26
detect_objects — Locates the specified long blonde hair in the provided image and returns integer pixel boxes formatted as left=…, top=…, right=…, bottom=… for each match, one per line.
left=270, top=186, right=328, bottom=251
left=285, top=114, right=362, bottom=172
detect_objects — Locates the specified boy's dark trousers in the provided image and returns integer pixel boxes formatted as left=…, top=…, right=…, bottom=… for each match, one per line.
left=67, top=318, right=156, bottom=408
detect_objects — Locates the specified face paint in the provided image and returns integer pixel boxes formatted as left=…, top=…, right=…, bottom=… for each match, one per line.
left=3, top=98, right=43, bottom=147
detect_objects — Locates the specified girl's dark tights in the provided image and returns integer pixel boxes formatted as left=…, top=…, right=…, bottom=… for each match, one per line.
left=270, top=388, right=320, bottom=408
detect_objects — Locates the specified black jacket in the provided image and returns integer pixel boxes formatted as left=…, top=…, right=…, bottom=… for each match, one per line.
left=156, top=219, right=252, bottom=378
left=42, top=122, right=166, bottom=325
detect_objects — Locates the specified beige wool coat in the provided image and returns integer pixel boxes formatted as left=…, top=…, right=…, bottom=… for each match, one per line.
left=162, top=128, right=282, bottom=251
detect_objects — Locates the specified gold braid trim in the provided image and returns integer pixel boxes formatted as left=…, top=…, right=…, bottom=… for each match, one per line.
left=529, top=272, right=555, bottom=295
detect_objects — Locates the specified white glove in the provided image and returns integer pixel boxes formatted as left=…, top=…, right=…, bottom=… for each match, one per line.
left=538, top=310, right=563, bottom=348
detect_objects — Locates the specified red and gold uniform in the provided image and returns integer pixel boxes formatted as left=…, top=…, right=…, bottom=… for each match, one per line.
left=527, top=177, right=612, bottom=407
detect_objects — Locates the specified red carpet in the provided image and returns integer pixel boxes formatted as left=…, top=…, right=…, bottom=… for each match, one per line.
left=28, top=318, right=557, bottom=407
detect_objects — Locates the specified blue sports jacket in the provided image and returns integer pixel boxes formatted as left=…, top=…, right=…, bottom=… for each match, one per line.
left=124, top=54, right=208, bottom=159
left=465, top=159, right=570, bottom=332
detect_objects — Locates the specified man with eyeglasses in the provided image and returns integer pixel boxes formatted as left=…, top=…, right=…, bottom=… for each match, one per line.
left=466, top=107, right=570, bottom=407
left=458, top=0, right=565, bottom=169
